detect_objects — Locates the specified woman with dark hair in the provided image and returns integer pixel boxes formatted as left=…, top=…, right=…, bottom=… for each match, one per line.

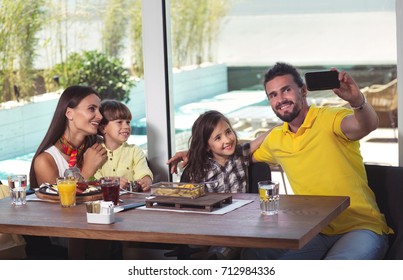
left=29, top=85, right=107, bottom=189
left=27, top=85, right=113, bottom=260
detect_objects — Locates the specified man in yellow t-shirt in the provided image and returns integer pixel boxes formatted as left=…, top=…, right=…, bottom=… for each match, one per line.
left=241, top=62, right=392, bottom=260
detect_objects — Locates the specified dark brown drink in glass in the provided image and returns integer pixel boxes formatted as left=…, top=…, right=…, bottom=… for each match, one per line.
left=100, top=177, right=120, bottom=205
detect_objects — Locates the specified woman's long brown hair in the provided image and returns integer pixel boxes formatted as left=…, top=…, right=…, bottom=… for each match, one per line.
left=29, top=85, right=100, bottom=189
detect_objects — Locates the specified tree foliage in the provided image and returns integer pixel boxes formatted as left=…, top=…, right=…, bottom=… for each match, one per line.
left=127, top=0, right=142, bottom=78
left=0, top=0, right=230, bottom=100
left=102, top=0, right=129, bottom=58
left=53, top=50, right=134, bottom=102
left=170, top=0, right=229, bottom=68
left=0, top=0, right=45, bottom=102
left=103, top=0, right=230, bottom=75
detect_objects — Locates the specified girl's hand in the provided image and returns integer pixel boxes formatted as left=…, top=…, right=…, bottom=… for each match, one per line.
left=166, top=150, right=189, bottom=174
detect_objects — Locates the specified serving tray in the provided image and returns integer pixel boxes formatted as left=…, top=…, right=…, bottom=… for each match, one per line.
left=145, top=193, right=232, bottom=212
left=35, top=186, right=103, bottom=203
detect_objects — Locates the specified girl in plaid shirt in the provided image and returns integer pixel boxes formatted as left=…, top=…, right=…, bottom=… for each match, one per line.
left=179, top=110, right=269, bottom=193
left=169, top=110, right=270, bottom=259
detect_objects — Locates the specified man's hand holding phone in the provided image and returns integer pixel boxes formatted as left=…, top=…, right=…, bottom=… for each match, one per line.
left=305, top=69, right=365, bottom=111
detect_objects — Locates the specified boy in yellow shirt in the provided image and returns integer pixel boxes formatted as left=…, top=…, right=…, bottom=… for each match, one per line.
left=95, top=100, right=153, bottom=191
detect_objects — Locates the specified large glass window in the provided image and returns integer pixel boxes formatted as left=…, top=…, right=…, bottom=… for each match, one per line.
left=0, top=0, right=146, bottom=182
left=168, top=0, right=397, bottom=188
left=0, top=0, right=398, bottom=186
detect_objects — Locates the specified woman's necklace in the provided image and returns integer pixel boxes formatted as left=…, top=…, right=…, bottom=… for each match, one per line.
left=59, top=134, right=84, bottom=167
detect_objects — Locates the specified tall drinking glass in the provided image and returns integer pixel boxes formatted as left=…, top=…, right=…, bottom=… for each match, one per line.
left=8, top=174, right=27, bottom=206
left=258, top=181, right=280, bottom=215
left=57, top=177, right=77, bottom=207
left=100, top=177, right=120, bottom=205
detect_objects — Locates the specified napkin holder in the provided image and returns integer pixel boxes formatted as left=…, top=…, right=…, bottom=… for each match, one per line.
left=86, top=200, right=115, bottom=224
left=86, top=212, right=115, bottom=224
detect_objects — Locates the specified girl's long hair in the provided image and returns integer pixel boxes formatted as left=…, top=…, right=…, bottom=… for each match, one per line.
left=184, top=110, right=238, bottom=182
left=29, top=85, right=100, bottom=189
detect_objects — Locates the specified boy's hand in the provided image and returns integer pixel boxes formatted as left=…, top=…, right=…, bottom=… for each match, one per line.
left=137, top=176, right=152, bottom=192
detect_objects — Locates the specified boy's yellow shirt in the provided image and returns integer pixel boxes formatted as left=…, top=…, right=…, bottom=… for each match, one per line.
left=94, top=142, right=153, bottom=182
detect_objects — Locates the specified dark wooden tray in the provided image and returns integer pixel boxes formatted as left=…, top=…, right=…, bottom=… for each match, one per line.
left=35, top=189, right=103, bottom=203
left=145, top=193, right=232, bottom=212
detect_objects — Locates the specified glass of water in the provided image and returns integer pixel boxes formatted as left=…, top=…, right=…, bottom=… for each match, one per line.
left=8, top=174, right=27, bottom=206
left=258, top=181, right=280, bottom=215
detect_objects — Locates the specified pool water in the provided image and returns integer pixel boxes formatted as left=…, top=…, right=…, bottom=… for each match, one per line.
left=0, top=153, right=34, bottom=184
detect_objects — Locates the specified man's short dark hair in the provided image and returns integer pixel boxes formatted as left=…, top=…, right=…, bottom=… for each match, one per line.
left=263, top=62, right=304, bottom=90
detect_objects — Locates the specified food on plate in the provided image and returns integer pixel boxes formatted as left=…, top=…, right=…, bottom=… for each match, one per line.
left=76, top=180, right=101, bottom=194
left=39, top=181, right=101, bottom=196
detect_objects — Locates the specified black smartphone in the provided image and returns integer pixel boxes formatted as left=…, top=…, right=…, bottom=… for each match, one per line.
left=305, top=70, right=340, bottom=91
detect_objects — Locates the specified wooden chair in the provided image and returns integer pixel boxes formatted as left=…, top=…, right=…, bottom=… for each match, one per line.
left=364, top=164, right=403, bottom=259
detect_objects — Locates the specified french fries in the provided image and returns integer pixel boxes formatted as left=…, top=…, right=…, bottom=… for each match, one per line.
left=150, top=182, right=205, bottom=198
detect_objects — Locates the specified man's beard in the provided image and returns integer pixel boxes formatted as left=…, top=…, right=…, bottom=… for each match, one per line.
left=274, top=105, right=300, bottom=122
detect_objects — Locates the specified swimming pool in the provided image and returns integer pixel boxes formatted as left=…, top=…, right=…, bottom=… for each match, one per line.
left=0, top=153, right=34, bottom=184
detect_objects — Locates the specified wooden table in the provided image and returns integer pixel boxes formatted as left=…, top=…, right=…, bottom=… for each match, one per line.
left=0, top=193, right=349, bottom=250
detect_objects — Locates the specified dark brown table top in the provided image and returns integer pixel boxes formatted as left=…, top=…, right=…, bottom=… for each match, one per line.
left=0, top=193, right=349, bottom=250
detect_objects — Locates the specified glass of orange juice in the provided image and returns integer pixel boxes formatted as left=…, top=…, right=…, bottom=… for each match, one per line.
left=57, top=177, right=78, bottom=207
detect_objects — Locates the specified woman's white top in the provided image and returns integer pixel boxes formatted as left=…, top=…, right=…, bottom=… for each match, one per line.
left=44, top=145, right=69, bottom=177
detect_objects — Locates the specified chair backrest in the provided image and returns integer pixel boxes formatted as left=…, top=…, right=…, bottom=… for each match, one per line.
left=364, top=164, right=403, bottom=259
left=362, top=79, right=397, bottom=112
left=0, top=184, right=10, bottom=199
left=248, top=162, right=272, bottom=193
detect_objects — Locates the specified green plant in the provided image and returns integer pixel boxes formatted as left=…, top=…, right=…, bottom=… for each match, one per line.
left=0, top=0, right=45, bottom=101
left=100, top=0, right=143, bottom=77
left=102, top=0, right=129, bottom=58
left=53, top=50, right=134, bottom=102
left=102, top=0, right=230, bottom=76
left=128, top=0, right=143, bottom=78
left=170, top=0, right=229, bottom=68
